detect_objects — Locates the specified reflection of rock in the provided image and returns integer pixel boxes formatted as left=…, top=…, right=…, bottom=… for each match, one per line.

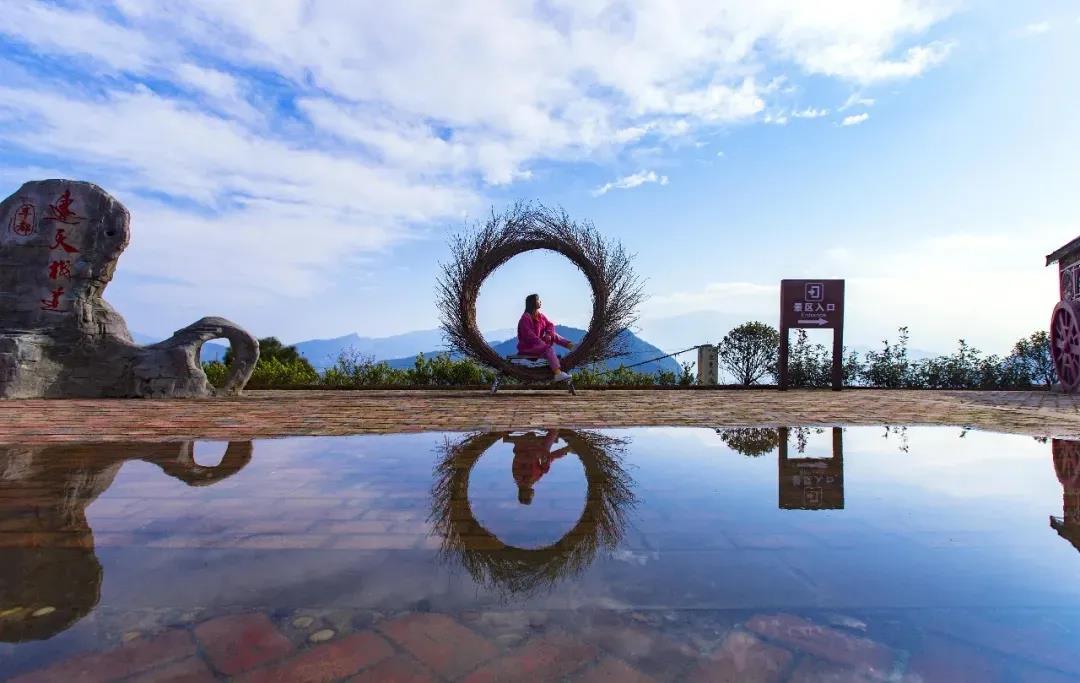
left=0, top=441, right=251, bottom=642
left=0, top=180, right=258, bottom=398
left=429, top=430, right=635, bottom=596
left=1050, top=438, right=1080, bottom=553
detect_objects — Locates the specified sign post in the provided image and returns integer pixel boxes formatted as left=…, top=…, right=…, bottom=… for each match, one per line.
left=779, top=279, right=845, bottom=391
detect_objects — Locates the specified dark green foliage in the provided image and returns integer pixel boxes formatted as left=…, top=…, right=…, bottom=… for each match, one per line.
left=717, top=321, right=780, bottom=385
left=717, top=428, right=780, bottom=456
left=785, top=330, right=859, bottom=388
left=1012, top=330, right=1056, bottom=387
left=201, top=326, right=1059, bottom=390
left=862, top=327, right=912, bottom=388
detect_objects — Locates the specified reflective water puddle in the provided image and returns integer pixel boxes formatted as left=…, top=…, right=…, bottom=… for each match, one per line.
left=2, top=427, right=1079, bottom=681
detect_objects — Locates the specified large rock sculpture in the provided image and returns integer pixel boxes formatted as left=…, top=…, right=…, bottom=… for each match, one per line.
left=0, top=180, right=258, bottom=398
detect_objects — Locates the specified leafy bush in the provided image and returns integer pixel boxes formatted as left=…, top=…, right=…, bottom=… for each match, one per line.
left=1012, top=330, right=1056, bottom=387
left=248, top=356, right=320, bottom=386
left=203, top=325, right=1059, bottom=390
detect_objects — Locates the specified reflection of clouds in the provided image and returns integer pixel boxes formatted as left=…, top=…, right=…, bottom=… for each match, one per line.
left=610, top=549, right=659, bottom=566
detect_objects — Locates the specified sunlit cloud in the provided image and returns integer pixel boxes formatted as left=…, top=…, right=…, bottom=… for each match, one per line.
left=592, top=170, right=670, bottom=196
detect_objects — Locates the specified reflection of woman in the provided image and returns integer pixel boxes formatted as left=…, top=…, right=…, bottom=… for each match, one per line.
left=430, top=429, right=635, bottom=596
left=0, top=442, right=251, bottom=642
left=517, top=293, right=574, bottom=383
left=505, top=429, right=571, bottom=505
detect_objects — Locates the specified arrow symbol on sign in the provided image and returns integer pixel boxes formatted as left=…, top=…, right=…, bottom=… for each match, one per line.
left=798, top=319, right=828, bottom=326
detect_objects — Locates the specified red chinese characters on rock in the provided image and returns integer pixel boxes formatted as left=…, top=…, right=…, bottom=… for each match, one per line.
left=36, top=188, right=83, bottom=314
left=44, top=189, right=83, bottom=225
left=49, top=228, right=79, bottom=254
left=10, top=201, right=36, bottom=237
left=40, top=286, right=65, bottom=312
left=48, top=260, right=73, bottom=280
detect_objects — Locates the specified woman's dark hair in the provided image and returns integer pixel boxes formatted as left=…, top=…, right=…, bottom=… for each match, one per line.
left=525, top=293, right=540, bottom=313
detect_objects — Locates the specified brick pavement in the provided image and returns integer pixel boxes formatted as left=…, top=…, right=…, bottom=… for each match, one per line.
left=10, top=608, right=1078, bottom=682
left=1, top=389, right=1079, bottom=444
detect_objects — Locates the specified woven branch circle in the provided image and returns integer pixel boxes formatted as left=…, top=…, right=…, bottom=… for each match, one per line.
left=428, top=430, right=636, bottom=596
left=437, top=203, right=644, bottom=381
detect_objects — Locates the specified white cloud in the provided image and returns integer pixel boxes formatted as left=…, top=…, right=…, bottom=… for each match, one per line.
left=792, top=107, right=829, bottom=118
left=592, top=170, right=669, bottom=196
left=1021, top=21, right=1052, bottom=36
left=842, top=113, right=871, bottom=126
left=841, top=93, right=877, bottom=110
left=0, top=0, right=961, bottom=336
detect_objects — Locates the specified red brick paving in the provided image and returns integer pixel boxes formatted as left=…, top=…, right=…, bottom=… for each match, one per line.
left=585, top=623, right=697, bottom=679
left=10, top=629, right=196, bottom=683
left=745, top=614, right=893, bottom=676
left=462, top=631, right=600, bottom=683
left=786, top=658, right=878, bottom=683
left=125, top=655, right=216, bottom=682
left=347, top=653, right=437, bottom=683
left=234, top=631, right=393, bottom=683
left=686, top=630, right=793, bottom=683
left=2, top=389, right=1078, bottom=444
left=377, top=613, right=499, bottom=680
left=573, top=657, right=658, bottom=683
left=194, top=613, right=294, bottom=676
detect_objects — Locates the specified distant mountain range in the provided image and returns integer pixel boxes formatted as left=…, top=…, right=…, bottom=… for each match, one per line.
left=132, top=326, right=680, bottom=374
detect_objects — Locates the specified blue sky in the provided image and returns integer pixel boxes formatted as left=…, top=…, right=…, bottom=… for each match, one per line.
left=1, top=0, right=1077, bottom=355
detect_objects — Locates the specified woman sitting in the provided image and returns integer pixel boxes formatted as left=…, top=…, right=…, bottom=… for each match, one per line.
left=517, top=293, right=574, bottom=383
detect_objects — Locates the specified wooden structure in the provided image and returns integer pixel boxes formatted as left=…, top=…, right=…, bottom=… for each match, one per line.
left=778, top=279, right=845, bottom=390
left=437, top=204, right=643, bottom=394
left=1050, top=438, right=1080, bottom=553
left=1047, top=238, right=1080, bottom=392
left=492, top=354, right=576, bottom=395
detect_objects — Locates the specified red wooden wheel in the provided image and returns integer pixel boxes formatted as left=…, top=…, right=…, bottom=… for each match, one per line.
left=1051, top=299, right=1080, bottom=392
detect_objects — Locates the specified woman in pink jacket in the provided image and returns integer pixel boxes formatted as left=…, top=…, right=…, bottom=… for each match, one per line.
left=517, top=293, right=574, bottom=383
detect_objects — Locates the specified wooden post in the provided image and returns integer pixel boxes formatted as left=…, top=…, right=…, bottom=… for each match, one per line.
left=778, top=326, right=790, bottom=390
left=831, top=281, right=845, bottom=390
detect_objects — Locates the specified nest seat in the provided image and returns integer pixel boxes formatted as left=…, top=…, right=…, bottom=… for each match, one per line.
left=493, top=354, right=576, bottom=395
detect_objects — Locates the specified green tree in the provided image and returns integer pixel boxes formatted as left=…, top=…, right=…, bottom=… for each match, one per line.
left=220, top=336, right=319, bottom=388
left=1012, top=330, right=1056, bottom=387
left=717, top=321, right=780, bottom=386
left=717, top=428, right=779, bottom=456
left=224, top=336, right=307, bottom=367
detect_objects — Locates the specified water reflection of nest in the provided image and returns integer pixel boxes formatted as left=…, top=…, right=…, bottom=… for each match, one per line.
left=429, top=430, right=635, bottom=596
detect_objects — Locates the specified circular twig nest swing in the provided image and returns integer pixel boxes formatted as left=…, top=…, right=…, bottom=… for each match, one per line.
left=428, top=430, right=636, bottom=596
left=437, top=203, right=645, bottom=381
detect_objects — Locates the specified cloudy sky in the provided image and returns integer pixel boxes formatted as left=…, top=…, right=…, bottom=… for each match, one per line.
left=1, top=0, right=1077, bottom=355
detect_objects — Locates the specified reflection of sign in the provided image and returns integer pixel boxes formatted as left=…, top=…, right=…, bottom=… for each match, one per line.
left=10, top=201, right=36, bottom=237
left=778, top=427, right=844, bottom=510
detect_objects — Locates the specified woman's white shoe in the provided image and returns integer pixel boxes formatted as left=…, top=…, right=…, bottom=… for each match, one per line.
left=552, top=371, right=571, bottom=383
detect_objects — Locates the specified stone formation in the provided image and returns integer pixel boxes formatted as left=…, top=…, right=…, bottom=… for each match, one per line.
left=0, top=180, right=258, bottom=398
